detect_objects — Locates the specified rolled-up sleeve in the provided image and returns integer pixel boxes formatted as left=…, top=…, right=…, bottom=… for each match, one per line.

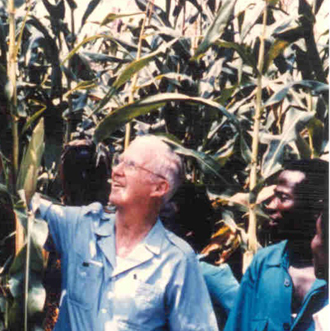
left=166, top=253, right=219, bottom=331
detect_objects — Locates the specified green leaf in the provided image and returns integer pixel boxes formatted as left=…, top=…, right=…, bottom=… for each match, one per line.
left=214, top=40, right=258, bottom=74
left=100, top=12, right=143, bottom=26
left=261, top=109, right=316, bottom=178
left=27, top=279, right=46, bottom=317
left=8, top=272, right=46, bottom=317
left=20, top=104, right=47, bottom=136
left=307, top=117, right=325, bottom=157
left=264, top=39, right=289, bottom=72
left=61, top=34, right=116, bottom=65
left=16, top=119, right=45, bottom=206
left=0, top=183, right=13, bottom=210
left=42, top=0, right=65, bottom=20
left=295, top=134, right=312, bottom=159
left=81, top=0, right=101, bottom=27
left=215, top=134, right=237, bottom=167
left=159, top=135, right=230, bottom=186
left=9, top=240, right=44, bottom=276
left=89, top=38, right=178, bottom=118
left=192, top=0, right=237, bottom=61
left=66, top=0, right=77, bottom=9
left=265, top=80, right=329, bottom=108
left=63, top=80, right=97, bottom=98
left=239, top=2, right=265, bottom=42
left=93, top=93, right=240, bottom=144
left=112, top=38, right=178, bottom=90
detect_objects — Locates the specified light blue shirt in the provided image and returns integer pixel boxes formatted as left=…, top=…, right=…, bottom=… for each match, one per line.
left=33, top=196, right=219, bottom=331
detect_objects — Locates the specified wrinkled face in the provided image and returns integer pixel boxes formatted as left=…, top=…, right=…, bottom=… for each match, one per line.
left=311, top=215, right=328, bottom=281
left=265, top=170, right=307, bottom=240
left=109, top=143, right=161, bottom=208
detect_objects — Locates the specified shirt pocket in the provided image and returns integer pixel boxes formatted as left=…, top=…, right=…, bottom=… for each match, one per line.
left=135, top=281, right=162, bottom=311
left=69, top=253, right=103, bottom=309
left=115, top=278, right=163, bottom=321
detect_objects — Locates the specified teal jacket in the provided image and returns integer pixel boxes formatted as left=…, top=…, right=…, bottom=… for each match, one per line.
left=224, top=241, right=328, bottom=331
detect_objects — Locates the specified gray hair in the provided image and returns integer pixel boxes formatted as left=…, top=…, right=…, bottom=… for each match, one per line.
left=129, top=135, right=184, bottom=203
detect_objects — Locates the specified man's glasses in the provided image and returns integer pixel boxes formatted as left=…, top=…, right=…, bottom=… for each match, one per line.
left=112, top=154, right=166, bottom=180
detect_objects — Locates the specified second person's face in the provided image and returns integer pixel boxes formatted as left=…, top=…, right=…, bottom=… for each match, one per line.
left=265, top=170, right=306, bottom=240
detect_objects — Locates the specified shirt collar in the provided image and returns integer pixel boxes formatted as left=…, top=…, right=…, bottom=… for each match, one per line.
left=141, top=218, right=166, bottom=255
left=266, top=240, right=289, bottom=267
left=83, top=202, right=115, bottom=237
left=87, top=203, right=166, bottom=255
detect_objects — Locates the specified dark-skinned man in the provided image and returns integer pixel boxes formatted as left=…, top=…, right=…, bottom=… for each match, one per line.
left=224, top=159, right=329, bottom=331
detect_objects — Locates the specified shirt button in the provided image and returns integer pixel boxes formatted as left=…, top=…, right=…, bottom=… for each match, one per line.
left=283, top=322, right=290, bottom=330
left=284, top=279, right=291, bottom=287
left=101, top=308, right=107, bottom=314
left=107, top=291, right=114, bottom=299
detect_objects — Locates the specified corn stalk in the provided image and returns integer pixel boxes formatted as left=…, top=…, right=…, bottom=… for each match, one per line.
left=65, top=5, right=76, bottom=144
left=124, top=1, right=152, bottom=149
left=7, top=0, right=25, bottom=258
left=24, top=210, right=33, bottom=331
left=7, top=0, right=18, bottom=192
left=243, top=0, right=268, bottom=273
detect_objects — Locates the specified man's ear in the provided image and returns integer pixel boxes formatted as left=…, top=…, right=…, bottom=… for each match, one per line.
left=151, top=179, right=170, bottom=199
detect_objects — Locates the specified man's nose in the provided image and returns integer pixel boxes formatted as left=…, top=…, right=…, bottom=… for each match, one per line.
left=112, top=161, right=125, bottom=176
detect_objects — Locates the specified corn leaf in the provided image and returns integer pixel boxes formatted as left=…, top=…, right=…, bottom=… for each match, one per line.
left=16, top=119, right=45, bottom=206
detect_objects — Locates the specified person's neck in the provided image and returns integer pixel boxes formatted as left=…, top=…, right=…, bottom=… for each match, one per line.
left=287, top=240, right=316, bottom=313
left=288, top=241, right=313, bottom=268
left=115, top=205, right=159, bottom=258
left=289, top=265, right=316, bottom=314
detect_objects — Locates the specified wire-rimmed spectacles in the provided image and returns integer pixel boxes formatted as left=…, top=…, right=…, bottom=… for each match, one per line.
left=112, top=154, right=166, bottom=180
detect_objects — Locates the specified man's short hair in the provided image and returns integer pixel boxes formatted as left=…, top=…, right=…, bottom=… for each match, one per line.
left=283, top=158, right=329, bottom=211
left=130, top=135, right=184, bottom=203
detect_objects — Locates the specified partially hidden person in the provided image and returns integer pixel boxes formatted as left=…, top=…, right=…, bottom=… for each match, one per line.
left=311, top=205, right=329, bottom=331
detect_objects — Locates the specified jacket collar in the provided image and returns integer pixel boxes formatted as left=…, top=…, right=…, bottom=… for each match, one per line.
left=265, top=240, right=289, bottom=267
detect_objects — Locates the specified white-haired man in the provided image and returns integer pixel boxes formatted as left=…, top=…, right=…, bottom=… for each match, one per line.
left=32, top=135, right=218, bottom=331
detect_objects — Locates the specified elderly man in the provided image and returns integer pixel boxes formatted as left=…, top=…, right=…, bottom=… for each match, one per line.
left=224, top=159, right=328, bottom=331
left=33, top=135, right=218, bottom=331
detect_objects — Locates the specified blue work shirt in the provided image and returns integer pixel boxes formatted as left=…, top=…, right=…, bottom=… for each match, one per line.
left=33, top=196, right=219, bottom=331
left=224, top=241, right=328, bottom=331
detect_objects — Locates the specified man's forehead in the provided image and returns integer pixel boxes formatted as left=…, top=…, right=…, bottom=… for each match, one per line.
left=125, top=142, right=154, bottom=161
left=277, top=170, right=306, bottom=187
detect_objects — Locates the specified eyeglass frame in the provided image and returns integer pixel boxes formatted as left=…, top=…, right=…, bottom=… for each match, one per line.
left=112, top=153, right=166, bottom=180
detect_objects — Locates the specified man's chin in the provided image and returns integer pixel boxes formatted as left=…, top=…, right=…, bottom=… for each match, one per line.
left=109, top=194, right=121, bottom=206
